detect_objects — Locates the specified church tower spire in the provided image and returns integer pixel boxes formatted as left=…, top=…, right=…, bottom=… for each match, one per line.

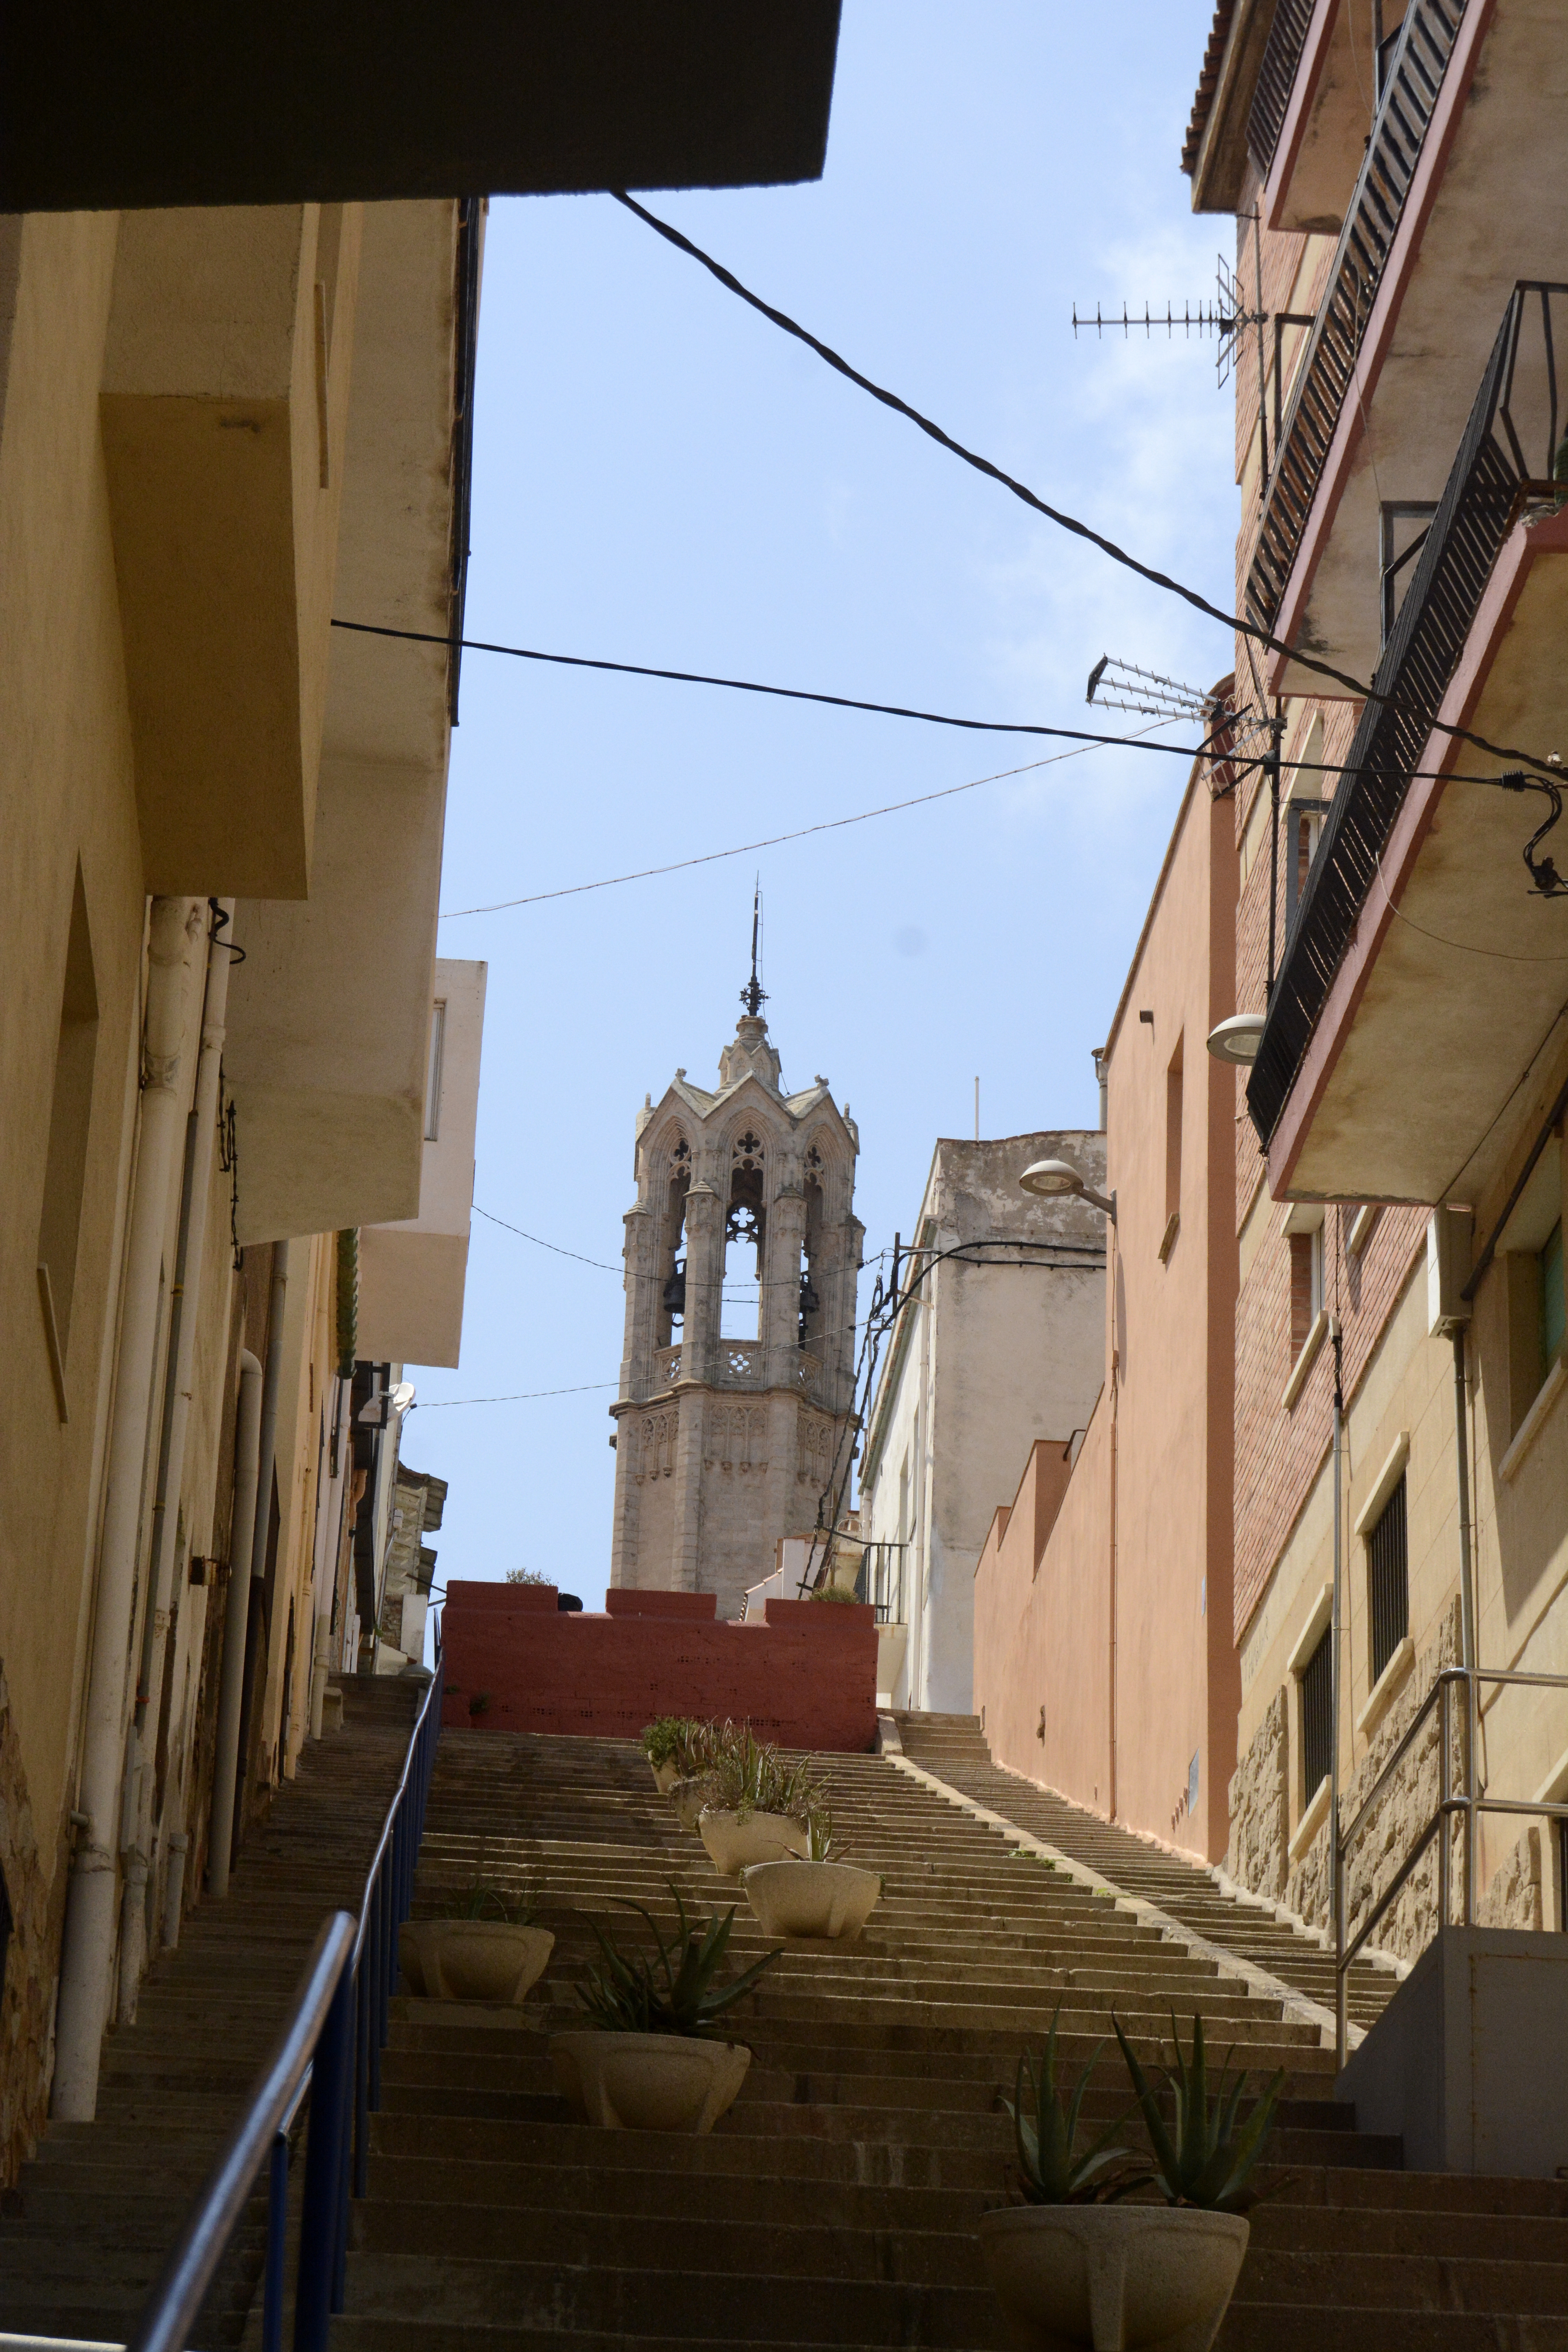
left=608, top=958, right=864, bottom=1620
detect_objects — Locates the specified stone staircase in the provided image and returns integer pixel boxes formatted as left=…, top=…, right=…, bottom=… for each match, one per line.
left=0, top=1677, right=419, bottom=2347
left=321, top=1727, right=1568, bottom=2349
left=891, top=1710, right=1400, bottom=2033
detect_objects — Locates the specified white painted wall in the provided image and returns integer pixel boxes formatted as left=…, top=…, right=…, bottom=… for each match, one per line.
left=858, top=1133, right=1107, bottom=1714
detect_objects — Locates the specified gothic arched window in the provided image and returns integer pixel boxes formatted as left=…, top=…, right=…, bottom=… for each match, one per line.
left=657, top=1135, right=691, bottom=1344
left=723, top=1130, right=766, bottom=1341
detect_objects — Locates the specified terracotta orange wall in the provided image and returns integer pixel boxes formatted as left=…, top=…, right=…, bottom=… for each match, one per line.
left=973, top=769, right=1239, bottom=1861
left=976, top=1414, right=1112, bottom=1813
left=440, top=1583, right=878, bottom=1753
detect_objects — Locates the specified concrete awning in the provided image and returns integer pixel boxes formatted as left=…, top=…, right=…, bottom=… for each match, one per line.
left=2, top=4, right=841, bottom=209
left=1265, top=509, right=1568, bottom=1207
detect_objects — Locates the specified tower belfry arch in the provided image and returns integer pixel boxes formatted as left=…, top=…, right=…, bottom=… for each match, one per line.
left=610, top=942, right=862, bottom=1618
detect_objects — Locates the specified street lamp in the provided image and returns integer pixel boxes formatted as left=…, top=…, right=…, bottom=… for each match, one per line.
left=1206, top=1012, right=1266, bottom=1065
left=1019, top=1157, right=1117, bottom=1223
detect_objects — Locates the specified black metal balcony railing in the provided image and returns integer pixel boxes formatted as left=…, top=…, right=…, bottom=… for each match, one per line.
left=1246, top=0, right=1315, bottom=183
left=1248, top=283, right=1568, bottom=1146
left=1244, top=0, right=1466, bottom=637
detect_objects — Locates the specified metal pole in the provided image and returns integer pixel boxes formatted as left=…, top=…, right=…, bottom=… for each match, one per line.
left=1439, top=1678, right=1451, bottom=1929
left=1453, top=1326, right=1478, bottom=1925
left=261, top=2130, right=288, bottom=2352
left=1330, top=1316, right=1347, bottom=2070
left=1266, top=719, right=1285, bottom=1000
left=294, top=1967, right=353, bottom=2352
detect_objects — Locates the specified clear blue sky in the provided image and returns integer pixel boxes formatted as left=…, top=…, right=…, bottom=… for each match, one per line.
left=402, top=1, right=1234, bottom=1614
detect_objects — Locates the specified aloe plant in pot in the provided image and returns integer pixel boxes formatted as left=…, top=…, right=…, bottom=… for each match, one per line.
left=551, top=1884, right=780, bottom=2133
left=639, top=1715, right=706, bottom=1795
left=697, top=1726, right=812, bottom=1873
left=399, top=1875, right=554, bottom=2005
left=978, top=2007, right=1283, bottom=2352
left=741, top=1800, right=883, bottom=1941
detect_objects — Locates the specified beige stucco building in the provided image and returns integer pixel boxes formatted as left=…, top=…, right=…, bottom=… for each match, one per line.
left=858, top=1136, right=1107, bottom=1716
left=609, top=994, right=863, bottom=1621
left=1185, top=0, right=1568, bottom=1964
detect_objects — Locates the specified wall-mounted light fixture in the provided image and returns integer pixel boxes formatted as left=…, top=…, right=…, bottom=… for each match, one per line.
left=1019, top=1157, right=1117, bottom=1223
left=1205, top=1012, right=1266, bottom=1065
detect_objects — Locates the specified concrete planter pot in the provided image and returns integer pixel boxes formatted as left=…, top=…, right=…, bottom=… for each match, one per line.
left=668, top=1773, right=719, bottom=1831
left=742, top=1858, right=881, bottom=1940
left=551, top=2030, right=751, bottom=2133
left=697, top=1807, right=809, bottom=1875
left=978, top=2203, right=1249, bottom=2352
left=399, top=1920, right=554, bottom=2005
left=648, top=1757, right=681, bottom=1794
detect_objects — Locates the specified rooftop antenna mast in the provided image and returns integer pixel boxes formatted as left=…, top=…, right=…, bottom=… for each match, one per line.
left=1072, top=228, right=1314, bottom=486
left=741, top=876, right=767, bottom=1018
left=1085, top=653, right=1276, bottom=777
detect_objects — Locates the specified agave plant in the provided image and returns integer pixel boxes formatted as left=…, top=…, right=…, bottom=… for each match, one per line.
left=1112, top=2011, right=1285, bottom=2212
left=640, top=1716, right=698, bottom=1771
left=1004, top=2003, right=1146, bottom=2204
left=803, top=1803, right=844, bottom=1864
left=440, top=1874, right=537, bottom=1925
left=577, top=1883, right=780, bottom=2038
left=708, top=1724, right=818, bottom=1825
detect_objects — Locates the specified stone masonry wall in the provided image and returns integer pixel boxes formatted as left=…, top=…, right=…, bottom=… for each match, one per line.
left=1226, top=1684, right=1288, bottom=1899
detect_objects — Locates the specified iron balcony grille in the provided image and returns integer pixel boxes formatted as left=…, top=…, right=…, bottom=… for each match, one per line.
left=1368, top=1472, right=1409, bottom=1686
left=1249, top=282, right=1568, bottom=1145
left=1246, top=0, right=1314, bottom=182
left=1301, top=1624, right=1332, bottom=1802
left=1244, top=0, right=1465, bottom=638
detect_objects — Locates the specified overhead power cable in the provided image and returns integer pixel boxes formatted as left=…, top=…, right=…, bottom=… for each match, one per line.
left=331, top=617, right=1193, bottom=747
left=474, top=1203, right=622, bottom=1271
left=415, top=1382, right=617, bottom=1408
left=611, top=191, right=1559, bottom=782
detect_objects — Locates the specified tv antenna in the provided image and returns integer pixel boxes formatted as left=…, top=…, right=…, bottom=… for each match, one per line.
left=1072, top=234, right=1315, bottom=478
left=1086, top=655, right=1276, bottom=768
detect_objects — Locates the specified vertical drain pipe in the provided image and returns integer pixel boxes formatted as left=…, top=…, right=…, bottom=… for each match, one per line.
left=1453, top=1325, right=1477, bottom=1924
left=53, top=898, right=204, bottom=2122
left=1328, top=1316, right=1347, bottom=2071
left=230, top=1241, right=291, bottom=1856
left=125, top=902, right=235, bottom=1980
left=209, top=1351, right=264, bottom=1898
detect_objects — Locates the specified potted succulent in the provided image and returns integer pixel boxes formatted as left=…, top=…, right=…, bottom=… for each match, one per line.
left=551, top=1884, right=780, bottom=2134
left=662, top=1718, right=722, bottom=1829
left=640, top=1715, right=699, bottom=1794
left=697, top=1726, right=813, bottom=1874
left=978, top=2008, right=1283, bottom=2352
left=399, top=1876, right=554, bottom=2006
left=741, top=1801, right=883, bottom=1940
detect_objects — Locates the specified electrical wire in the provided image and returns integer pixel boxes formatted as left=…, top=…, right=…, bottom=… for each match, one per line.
left=473, top=1203, right=622, bottom=1271
left=612, top=191, right=1562, bottom=783
left=414, top=1383, right=619, bottom=1408
left=331, top=617, right=1195, bottom=748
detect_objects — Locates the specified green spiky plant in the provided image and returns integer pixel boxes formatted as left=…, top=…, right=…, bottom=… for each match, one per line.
left=803, top=1802, right=845, bottom=1864
left=1004, top=2004, right=1147, bottom=2204
left=708, top=1724, right=817, bottom=1826
left=1112, top=2012, right=1285, bottom=2212
left=640, top=1716, right=705, bottom=1772
left=441, top=1878, right=538, bottom=1925
left=577, top=1884, right=781, bottom=2038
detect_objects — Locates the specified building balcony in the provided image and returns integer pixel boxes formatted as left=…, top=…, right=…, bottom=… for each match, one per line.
left=1251, top=0, right=1568, bottom=696
left=1245, top=0, right=1467, bottom=664
left=1249, top=281, right=1568, bottom=1206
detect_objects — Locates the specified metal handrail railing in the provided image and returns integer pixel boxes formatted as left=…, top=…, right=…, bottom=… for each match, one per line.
left=1244, top=0, right=1465, bottom=637
left=1333, top=1661, right=1568, bottom=2063
left=1249, top=279, right=1568, bottom=1145
left=126, top=1642, right=445, bottom=2352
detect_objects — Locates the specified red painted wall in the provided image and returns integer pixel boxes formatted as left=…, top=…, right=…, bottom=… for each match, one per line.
left=439, top=1584, right=878, bottom=1752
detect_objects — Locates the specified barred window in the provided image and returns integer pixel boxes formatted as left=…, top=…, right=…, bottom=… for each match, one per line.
left=1301, top=1627, right=1332, bottom=1805
left=1368, top=1474, right=1409, bottom=1686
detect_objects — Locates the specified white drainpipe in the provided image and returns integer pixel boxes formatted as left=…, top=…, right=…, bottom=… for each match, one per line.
left=309, top=1377, right=349, bottom=1737
left=52, top=897, right=204, bottom=2123
left=122, top=903, right=236, bottom=1999
left=208, top=1349, right=264, bottom=1899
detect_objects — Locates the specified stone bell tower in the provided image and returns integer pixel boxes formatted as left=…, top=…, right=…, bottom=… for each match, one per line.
left=609, top=947, right=863, bottom=1620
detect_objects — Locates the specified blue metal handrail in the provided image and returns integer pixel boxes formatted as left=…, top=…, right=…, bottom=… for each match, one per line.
left=125, top=1643, right=445, bottom=2352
